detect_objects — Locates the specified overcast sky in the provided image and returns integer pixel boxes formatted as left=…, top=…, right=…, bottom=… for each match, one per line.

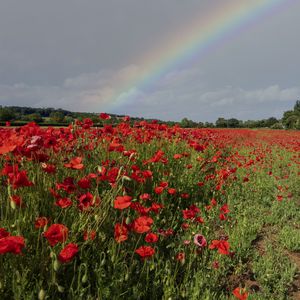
left=0, top=0, right=299, bottom=122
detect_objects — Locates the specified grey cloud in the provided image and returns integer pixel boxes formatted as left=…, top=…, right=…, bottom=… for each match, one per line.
left=0, top=1, right=300, bottom=121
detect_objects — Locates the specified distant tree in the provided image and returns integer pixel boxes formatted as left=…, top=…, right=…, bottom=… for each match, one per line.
left=227, top=118, right=239, bottom=128
left=294, top=100, right=300, bottom=112
left=215, top=118, right=227, bottom=128
left=23, top=113, right=43, bottom=123
left=0, top=107, right=15, bottom=121
left=271, top=122, right=284, bottom=129
left=281, top=101, right=300, bottom=129
left=204, top=122, right=215, bottom=128
left=49, top=111, right=65, bottom=123
left=180, top=118, right=197, bottom=128
left=64, top=116, right=75, bottom=124
left=265, top=117, right=278, bottom=128
left=238, top=120, right=244, bottom=128
left=285, top=115, right=299, bottom=129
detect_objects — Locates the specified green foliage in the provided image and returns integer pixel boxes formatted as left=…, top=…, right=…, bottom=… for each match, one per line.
left=0, top=107, right=15, bottom=121
left=22, top=113, right=43, bottom=123
left=282, top=101, right=300, bottom=129
left=270, top=122, right=284, bottom=129
left=180, top=117, right=198, bottom=128
left=216, top=117, right=228, bottom=128
left=49, top=111, right=65, bottom=123
left=1, top=101, right=300, bottom=129
left=279, top=226, right=300, bottom=251
left=252, top=244, right=296, bottom=299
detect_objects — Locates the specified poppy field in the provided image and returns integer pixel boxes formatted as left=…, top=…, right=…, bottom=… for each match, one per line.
left=0, top=117, right=299, bottom=300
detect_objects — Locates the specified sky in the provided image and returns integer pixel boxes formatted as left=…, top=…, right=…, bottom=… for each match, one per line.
left=0, top=0, right=299, bottom=122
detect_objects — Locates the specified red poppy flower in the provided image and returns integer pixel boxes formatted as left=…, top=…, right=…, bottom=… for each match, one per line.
left=64, top=157, right=84, bottom=170
left=58, top=243, right=79, bottom=263
left=181, top=223, right=189, bottom=230
left=78, top=177, right=91, bottom=189
left=44, top=224, right=69, bottom=247
left=99, top=113, right=111, bottom=120
left=167, top=188, right=176, bottom=195
left=219, top=213, right=227, bottom=221
left=55, top=198, right=72, bottom=209
left=41, top=163, right=56, bottom=174
left=123, top=116, right=130, bottom=122
left=212, top=261, right=219, bottom=269
left=232, top=287, right=248, bottom=300
left=145, top=233, right=159, bottom=243
left=182, top=205, right=199, bottom=220
left=77, top=192, right=98, bottom=211
left=114, top=196, right=132, bottom=210
left=0, top=141, right=16, bottom=155
left=195, top=216, right=204, bottom=224
left=211, top=198, right=217, bottom=206
left=180, top=193, right=190, bottom=199
left=83, top=230, right=96, bottom=241
left=56, top=177, right=76, bottom=194
left=135, top=245, right=155, bottom=259
left=133, top=216, right=153, bottom=234
left=176, top=252, right=185, bottom=263
left=220, top=204, right=230, bottom=214
left=0, top=236, right=25, bottom=255
left=82, top=118, right=93, bottom=129
left=209, top=240, right=230, bottom=255
left=34, top=217, right=49, bottom=229
left=154, top=186, right=164, bottom=195
left=159, top=181, right=168, bottom=188
left=148, top=203, right=162, bottom=215
left=193, top=234, right=207, bottom=248
left=8, top=170, right=33, bottom=189
left=114, top=223, right=128, bottom=243
left=108, top=142, right=124, bottom=152
left=10, top=195, right=23, bottom=207
left=140, top=193, right=151, bottom=201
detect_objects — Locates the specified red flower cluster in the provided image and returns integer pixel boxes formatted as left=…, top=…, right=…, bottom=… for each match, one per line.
left=114, top=195, right=132, bottom=210
left=58, top=243, right=79, bottom=263
left=209, top=240, right=230, bottom=255
left=44, top=224, right=69, bottom=247
left=135, top=245, right=155, bottom=259
left=0, top=228, right=25, bottom=255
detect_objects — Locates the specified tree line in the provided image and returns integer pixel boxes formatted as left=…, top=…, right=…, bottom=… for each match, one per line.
left=0, top=101, right=299, bottom=129
left=180, top=101, right=300, bottom=129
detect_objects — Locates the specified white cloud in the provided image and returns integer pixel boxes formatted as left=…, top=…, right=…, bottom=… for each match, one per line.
left=0, top=65, right=299, bottom=121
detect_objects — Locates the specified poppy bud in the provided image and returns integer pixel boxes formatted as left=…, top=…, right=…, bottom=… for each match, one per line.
left=15, top=270, right=21, bottom=283
left=53, top=259, right=60, bottom=271
left=82, top=274, right=88, bottom=284
left=38, top=289, right=46, bottom=300
left=100, top=257, right=106, bottom=266
left=10, top=200, right=16, bottom=210
left=122, top=175, right=132, bottom=182
left=57, top=285, right=64, bottom=293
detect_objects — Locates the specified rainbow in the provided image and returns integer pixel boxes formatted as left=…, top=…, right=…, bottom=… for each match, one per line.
left=106, top=0, right=291, bottom=112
